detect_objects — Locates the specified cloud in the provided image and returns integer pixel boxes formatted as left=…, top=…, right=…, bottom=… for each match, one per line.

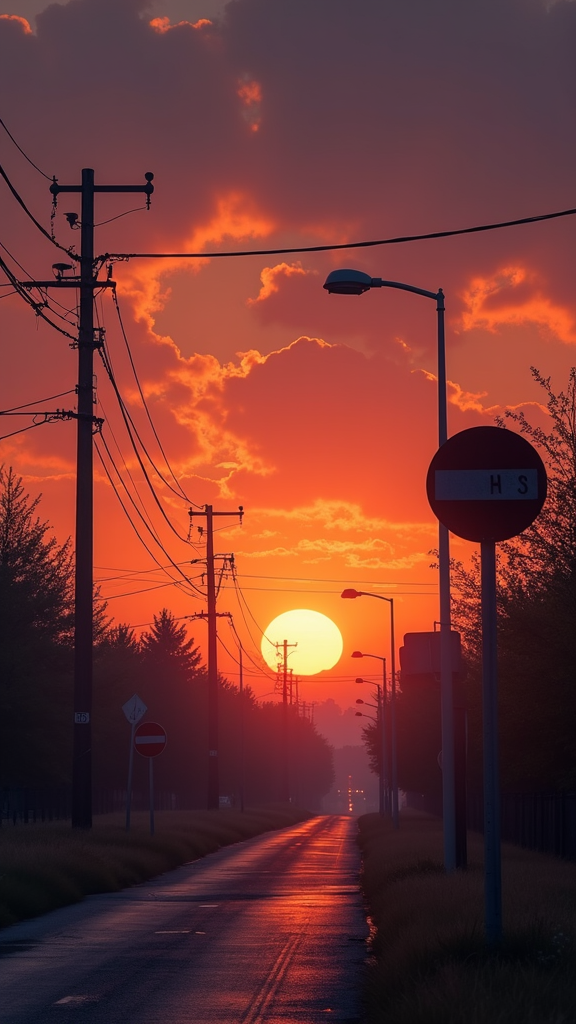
left=0, top=14, right=32, bottom=33
left=460, top=266, right=576, bottom=344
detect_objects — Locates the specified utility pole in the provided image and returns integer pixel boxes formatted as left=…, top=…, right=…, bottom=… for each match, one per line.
left=189, top=505, right=243, bottom=809
left=21, top=169, right=154, bottom=829
left=275, top=639, right=296, bottom=802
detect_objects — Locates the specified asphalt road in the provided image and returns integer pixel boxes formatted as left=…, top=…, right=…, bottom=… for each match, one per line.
left=0, top=815, right=368, bottom=1023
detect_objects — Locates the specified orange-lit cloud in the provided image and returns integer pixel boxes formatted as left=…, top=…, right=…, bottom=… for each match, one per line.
left=149, top=17, right=213, bottom=34
left=237, top=75, right=263, bottom=132
left=460, top=266, right=576, bottom=343
left=247, top=262, right=317, bottom=306
left=0, top=14, right=31, bottom=33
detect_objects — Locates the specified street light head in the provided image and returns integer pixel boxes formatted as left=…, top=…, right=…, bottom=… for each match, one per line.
left=351, top=650, right=364, bottom=659
left=355, top=711, right=363, bottom=717
left=355, top=699, right=364, bottom=704
left=342, top=589, right=361, bottom=599
left=355, top=677, right=365, bottom=684
left=323, top=269, right=372, bottom=295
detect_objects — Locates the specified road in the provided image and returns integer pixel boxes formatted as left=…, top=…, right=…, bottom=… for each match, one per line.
left=0, top=815, right=367, bottom=1023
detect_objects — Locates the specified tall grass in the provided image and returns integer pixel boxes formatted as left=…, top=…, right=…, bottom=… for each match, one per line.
left=0, top=805, right=309, bottom=929
left=358, top=811, right=576, bottom=1024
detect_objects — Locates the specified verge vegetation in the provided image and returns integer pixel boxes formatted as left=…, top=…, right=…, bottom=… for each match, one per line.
left=0, top=805, right=309, bottom=929
left=358, top=812, right=576, bottom=1024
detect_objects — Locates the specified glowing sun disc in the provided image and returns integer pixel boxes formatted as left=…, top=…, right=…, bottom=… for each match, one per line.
left=261, top=609, right=343, bottom=676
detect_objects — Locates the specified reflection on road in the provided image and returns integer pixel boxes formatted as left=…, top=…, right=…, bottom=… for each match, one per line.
left=0, top=815, right=367, bottom=1023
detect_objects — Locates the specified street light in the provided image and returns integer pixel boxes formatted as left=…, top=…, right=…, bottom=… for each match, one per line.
left=347, top=610, right=398, bottom=827
left=329, top=271, right=456, bottom=871
left=354, top=679, right=385, bottom=817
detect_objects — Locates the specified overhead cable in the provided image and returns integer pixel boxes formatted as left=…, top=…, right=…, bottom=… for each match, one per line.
left=97, top=343, right=192, bottom=543
left=0, top=162, right=76, bottom=258
left=0, top=115, right=53, bottom=181
left=95, top=435, right=204, bottom=598
left=111, top=287, right=197, bottom=506
left=102, top=206, right=576, bottom=262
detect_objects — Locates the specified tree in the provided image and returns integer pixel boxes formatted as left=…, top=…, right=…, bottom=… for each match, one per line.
left=0, top=466, right=74, bottom=784
left=140, top=608, right=203, bottom=676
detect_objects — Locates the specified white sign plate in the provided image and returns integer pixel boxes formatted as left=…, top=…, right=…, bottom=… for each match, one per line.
left=122, top=693, right=148, bottom=725
left=435, top=468, right=538, bottom=501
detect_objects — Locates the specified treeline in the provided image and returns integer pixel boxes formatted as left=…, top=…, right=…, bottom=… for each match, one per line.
left=363, top=369, right=576, bottom=799
left=0, top=468, right=333, bottom=810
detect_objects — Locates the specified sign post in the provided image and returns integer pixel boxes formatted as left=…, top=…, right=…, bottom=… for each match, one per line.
left=122, top=694, right=147, bottom=831
left=134, top=721, right=167, bottom=836
left=427, top=426, right=546, bottom=944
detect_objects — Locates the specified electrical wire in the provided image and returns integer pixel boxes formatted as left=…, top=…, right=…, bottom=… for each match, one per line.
left=94, top=206, right=148, bottom=227
left=0, top=115, right=53, bottom=181
left=111, top=287, right=197, bottom=506
left=0, top=252, right=77, bottom=340
left=0, top=162, right=76, bottom=258
left=95, top=434, right=204, bottom=599
left=97, top=394, right=160, bottom=537
left=0, top=418, right=59, bottom=442
left=97, top=428, right=202, bottom=591
left=97, top=343, right=192, bottom=543
left=102, top=206, right=576, bottom=262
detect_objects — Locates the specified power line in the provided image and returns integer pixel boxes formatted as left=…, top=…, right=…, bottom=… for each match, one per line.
left=95, top=435, right=204, bottom=599
left=0, top=252, right=77, bottom=340
left=102, top=206, right=576, bottom=262
left=0, top=388, right=76, bottom=414
left=0, top=161, right=75, bottom=257
left=0, top=115, right=53, bottom=181
left=111, top=287, right=197, bottom=506
left=97, top=343, right=191, bottom=543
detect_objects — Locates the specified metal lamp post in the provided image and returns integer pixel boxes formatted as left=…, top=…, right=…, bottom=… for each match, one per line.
left=354, top=674, right=385, bottom=816
left=344, top=590, right=398, bottom=827
left=328, top=269, right=455, bottom=870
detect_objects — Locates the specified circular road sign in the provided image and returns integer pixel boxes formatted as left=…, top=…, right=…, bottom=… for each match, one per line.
left=134, top=721, right=167, bottom=758
left=427, top=426, right=547, bottom=542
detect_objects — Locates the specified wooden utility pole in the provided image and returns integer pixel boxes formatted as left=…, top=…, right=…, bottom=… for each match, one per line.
left=189, top=505, right=243, bottom=809
left=22, top=169, right=154, bottom=829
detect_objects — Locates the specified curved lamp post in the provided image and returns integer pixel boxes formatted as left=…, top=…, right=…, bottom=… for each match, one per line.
left=344, top=593, right=398, bottom=827
left=329, top=270, right=455, bottom=870
left=355, top=675, right=385, bottom=817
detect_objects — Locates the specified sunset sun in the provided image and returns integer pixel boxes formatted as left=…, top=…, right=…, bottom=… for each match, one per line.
left=261, top=609, right=343, bottom=676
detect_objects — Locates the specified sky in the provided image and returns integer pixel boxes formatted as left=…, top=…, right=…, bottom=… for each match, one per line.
left=0, top=0, right=575, bottom=725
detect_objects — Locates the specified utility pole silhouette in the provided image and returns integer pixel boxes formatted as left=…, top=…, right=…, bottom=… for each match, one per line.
left=21, top=168, right=154, bottom=829
left=275, top=639, right=297, bottom=802
left=189, top=505, right=243, bottom=809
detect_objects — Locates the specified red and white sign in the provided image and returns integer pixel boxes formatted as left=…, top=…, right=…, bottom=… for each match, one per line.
left=134, top=721, right=167, bottom=758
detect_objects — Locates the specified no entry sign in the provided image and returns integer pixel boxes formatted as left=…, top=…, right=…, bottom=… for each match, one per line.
left=427, top=426, right=547, bottom=542
left=134, top=721, right=167, bottom=758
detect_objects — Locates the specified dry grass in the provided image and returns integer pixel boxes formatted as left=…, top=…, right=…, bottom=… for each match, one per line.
left=358, top=811, right=576, bottom=1024
left=0, top=805, right=309, bottom=929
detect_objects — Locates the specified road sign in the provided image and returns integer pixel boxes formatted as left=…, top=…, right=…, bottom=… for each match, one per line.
left=134, top=721, right=167, bottom=758
left=122, top=694, right=147, bottom=725
left=426, top=426, right=547, bottom=542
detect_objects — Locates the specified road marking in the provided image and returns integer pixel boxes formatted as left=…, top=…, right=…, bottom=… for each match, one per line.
left=154, top=930, right=190, bottom=934
left=199, top=903, right=219, bottom=908
left=241, top=931, right=305, bottom=1023
left=54, top=995, right=99, bottom=1006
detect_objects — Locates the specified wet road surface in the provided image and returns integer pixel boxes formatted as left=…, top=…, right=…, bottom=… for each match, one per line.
left=0, top=815, right=367, bottom=1023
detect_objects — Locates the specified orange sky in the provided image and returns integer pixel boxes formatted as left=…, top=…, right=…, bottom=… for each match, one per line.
left=1, top=0, right=575, bottom=716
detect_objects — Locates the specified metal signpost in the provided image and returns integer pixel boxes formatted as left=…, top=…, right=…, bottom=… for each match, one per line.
left=134, top=721, right=167, bottom=836
left=122, top=694, right=148, bottom=831
left=427, top=426, right=547, bottom=943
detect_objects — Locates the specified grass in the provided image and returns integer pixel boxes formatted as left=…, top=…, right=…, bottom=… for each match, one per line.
left=358, top=811, right=576, bottom=1024
left=0, top=804, right=310, bottom=929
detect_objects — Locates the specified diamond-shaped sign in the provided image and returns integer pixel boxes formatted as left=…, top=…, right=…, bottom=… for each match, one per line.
left=122, top=693, right=147, bottom=725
